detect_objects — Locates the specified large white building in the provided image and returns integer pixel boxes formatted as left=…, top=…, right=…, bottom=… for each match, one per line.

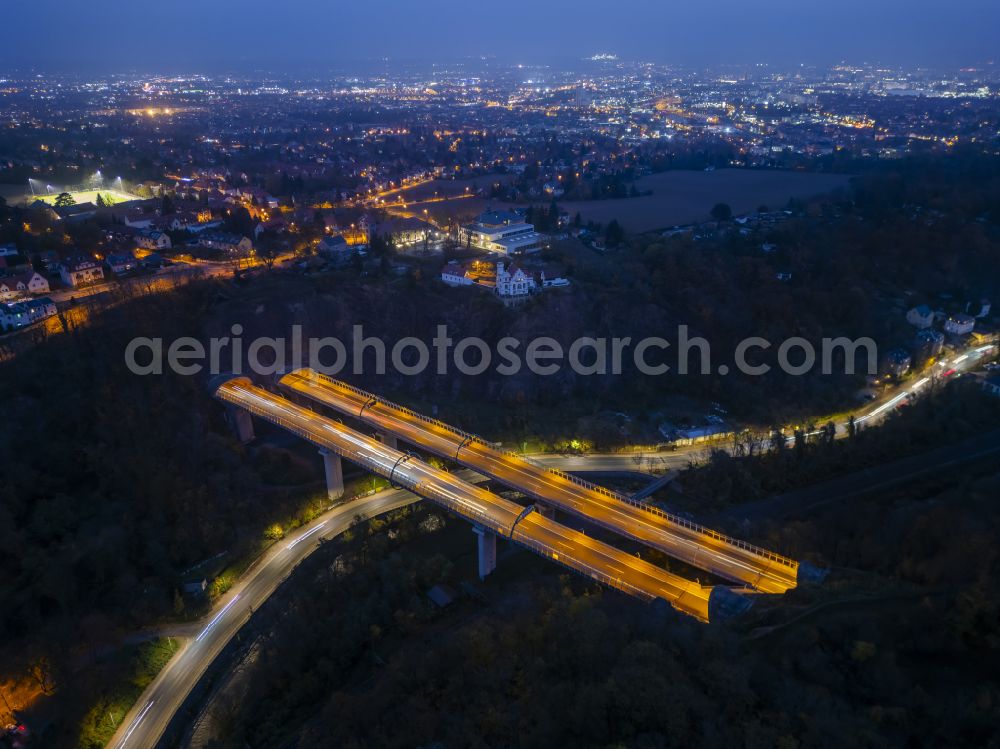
left=59, top=257, right=105, bottom=288
left=459, top=210, right=542, bottom=256
left=495, top=262, right=536, bottom=297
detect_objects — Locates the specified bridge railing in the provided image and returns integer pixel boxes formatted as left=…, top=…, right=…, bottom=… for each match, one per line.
left=219, top=387, right=324, bottom=447
left=300, top=371, right=502, bottom=450
left=509, top=530, right=658, bottom=603
left=298, top=374, right=799, bottom=572
left=218, top=386, right=711, bottom=614
left=220, top=384, right=516, bottom=539
left=525, top=464, right=799, bottom=571
left=410, top=481, right=512, bottom=537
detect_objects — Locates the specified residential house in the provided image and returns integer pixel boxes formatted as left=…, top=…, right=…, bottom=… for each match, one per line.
left=944, top=313, right=976, bottom=337
left=540, top=267, right=571, bottom=288
left=107, top=253, right=137, bottom=275
left=343, top=216, right=373, bottom=246
left=379, top=216, right=433, bottom=247
left=136, top=229, right=172, bottom=251
left=905, top=304, right=935, bottom=329
left=55, top=202, right=98, bottom=222
left=914, top=328, right=945, bottom=359
left=881, top=348, right=912, bottom=378
left=59, top=256, right=105, bottom=288
left=542, top=181, right=565, bottom=198
left=317, top=234, right=355, bottom=265
left=186, top=219, right=224, bottom=234
left=259, top=217, right=288, bottom=235
left=0, top=272, right=50, bottom=300
left=157, top=211, right=209, bottom=232
left=182, top=578, right=208, bottom=596
left=441, top=261, right=475, bottom=286
left=0, top=297, right=56, bottom=331
left=440, top=260, right=494, bottom=288
left=35, top=250, right=60, bottom=272
left=140, top=253, right=167, bottom=270
left=123, top=209, right=157, bottom=229
left=0, top=252, right=31, bottom=275
left=26, top=201, right=61, bottom=224
left=199, top=232, right=252, bottom=255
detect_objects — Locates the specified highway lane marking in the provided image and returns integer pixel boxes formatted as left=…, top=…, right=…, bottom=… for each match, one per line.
left=234, top=382, right=791, bottom=589
left=292, top=380, right=796, bottom=588
left=115, top=699, right=155, bottom=749
left=230, top=383, right=711, bottom=607
left=286, top=521, right=328, bottom=550
left=230, top=381, right=773, bottom=599
left=195, top=594, right=241, bottom=643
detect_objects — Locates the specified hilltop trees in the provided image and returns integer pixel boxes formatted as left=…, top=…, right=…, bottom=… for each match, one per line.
left=604, top=219, right=625, bottom=247
left=710, top=201, right=732, bottom=221
left=205, top=458, right=1000, bottom=749
left=0, top=282, right=301, bottom=718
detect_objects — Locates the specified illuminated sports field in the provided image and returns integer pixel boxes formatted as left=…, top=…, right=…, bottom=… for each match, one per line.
left=33, top=188, right=139, bottom=206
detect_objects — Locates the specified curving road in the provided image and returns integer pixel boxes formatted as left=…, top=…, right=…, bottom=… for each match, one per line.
left=107, top=488, right=422, bottom=749
left=108, top=343, right=996, bottom=748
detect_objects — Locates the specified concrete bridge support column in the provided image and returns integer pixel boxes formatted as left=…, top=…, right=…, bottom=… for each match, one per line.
left=473, top=525, right=497, bottom=580
left=378, top=432, right=399, bottom=450
left=228, top=406, right=255, bottom=443
left=320, top=448, right=344, bottom=501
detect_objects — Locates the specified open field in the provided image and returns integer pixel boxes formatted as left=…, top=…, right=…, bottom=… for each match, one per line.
left=379, top=175, right=513, bottom=226
left=0, top=184, right=140, bottom=206
left=382, top=169, right=850, bottom=233
left=560, top=169, right=852, bottom=232
left=382, top=174, right=514, bottom=204
left=32, top=188, right=139, bottom=206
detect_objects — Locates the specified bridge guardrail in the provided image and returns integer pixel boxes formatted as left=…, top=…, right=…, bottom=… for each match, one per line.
left=220, top=384, right=513, bottom=539
left=295, top=375, right=798, bottom=572
left=300, top=371, right=501, bottom=450
left=218, top=384, right=710, bottom=615
left=510, top=530, right=658, bottom=603
left=538, top=466, right=798, bottom=570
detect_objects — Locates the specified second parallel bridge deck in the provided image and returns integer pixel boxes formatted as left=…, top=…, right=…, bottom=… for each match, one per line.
left=280, top=369, right=802, bottom=594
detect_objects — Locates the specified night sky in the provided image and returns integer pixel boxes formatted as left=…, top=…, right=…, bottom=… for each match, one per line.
left=2, top=0, right=997, bottom=71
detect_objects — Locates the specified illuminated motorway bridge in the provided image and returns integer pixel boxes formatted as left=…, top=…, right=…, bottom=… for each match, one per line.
left=279, top=369, right=825, bottom=594
left=215, top=378, right=752, bottom=622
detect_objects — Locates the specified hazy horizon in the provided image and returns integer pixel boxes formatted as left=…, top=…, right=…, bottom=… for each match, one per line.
left=1, top=0, right=997, bottom=73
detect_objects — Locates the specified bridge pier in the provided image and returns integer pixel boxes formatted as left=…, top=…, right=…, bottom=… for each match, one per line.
left=319, top=448, right=344, bottom=500
left=377, top=432, right=398, bottom=450
left=228, top=406, right=255, bottom=443
left=473, top=525, right=496, bottom=579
